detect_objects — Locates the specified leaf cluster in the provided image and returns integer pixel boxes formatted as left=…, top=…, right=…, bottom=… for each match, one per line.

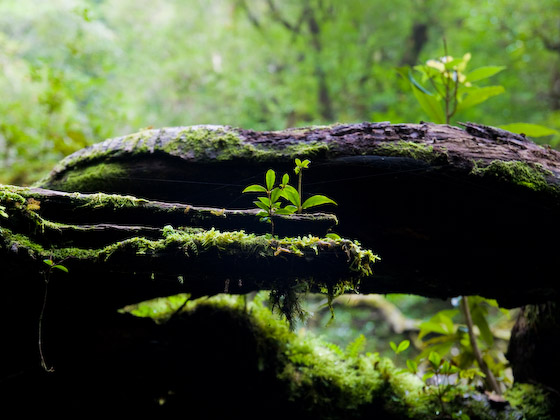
left=243, top=159, right=337, bottom=232
left=399, top=52, right=506, bottom=124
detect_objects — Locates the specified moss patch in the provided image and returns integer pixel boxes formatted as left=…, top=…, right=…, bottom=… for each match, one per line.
left=375, top=140, right=447, bottom=164
left=471, top=160, right=558, bottom=194
left=119, top=292, right=525, bottom=419
left=162, top=126, right=262, bottom=161
left=505, top=383, right=558, bottom=420
left=35, top=162, right=128, bottom=192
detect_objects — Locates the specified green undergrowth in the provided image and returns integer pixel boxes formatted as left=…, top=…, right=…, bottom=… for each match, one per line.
left=120, top=292, right=534, bottom=419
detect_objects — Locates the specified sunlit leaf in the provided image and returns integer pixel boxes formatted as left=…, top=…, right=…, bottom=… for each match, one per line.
left=270, top=188, right=282, bottom=203
left=407, top=359, right=418, bottom=373
left=456, top=85, right=505, bottom=112
left=243, top=185, right=266, bottom=193
left=52, top=264, right=68, bottom=273
left=410, top=82, right=446, bottom=123
left=302, top=195, right=337, bottom=209
left=498, top=123, right=559, bottom=138
left=466, top=66, right=506, bottom=83
left=429, top=351, right=442, bottom=368
left=282, top=185, right=300, bottom=207
left=265, top=169, right=276, bottom=191
left=397, top=339, right=410, bottom=353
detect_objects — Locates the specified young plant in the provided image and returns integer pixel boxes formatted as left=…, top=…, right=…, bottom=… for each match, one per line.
left=243, top=158, right=337, bottom=235
left=277, top=158, right=337, bottom=214
left=399, top=49, right=505, bottom=125
left=242, top=169, right=293, bottom=235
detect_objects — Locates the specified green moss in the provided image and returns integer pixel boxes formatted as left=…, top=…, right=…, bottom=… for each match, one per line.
left=37, top=162, right=128, bottom=192
left=162, top=126, right=263, bottom=161
left=471, top=160, right=558, bottom=194
left=77, top=191, right=149, bottom=209
left=119, top=292, right=523, bottom=419
left=376, top=140, right=447, bottom=163
left=505, top=383, right=558, bottom=420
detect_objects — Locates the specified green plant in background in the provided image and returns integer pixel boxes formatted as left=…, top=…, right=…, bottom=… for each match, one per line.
left=243, top=158, right=337, bottom=235
left=0, top=204, right=8, bottom=218
left=400, top=45, right=558, bottom=139
left=412, top=296, right=510, bottom=394
left=399, top=46, right=506, bottom=125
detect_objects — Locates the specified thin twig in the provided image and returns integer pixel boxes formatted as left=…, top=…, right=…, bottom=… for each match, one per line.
left=460, top=296, right=501, bottom=394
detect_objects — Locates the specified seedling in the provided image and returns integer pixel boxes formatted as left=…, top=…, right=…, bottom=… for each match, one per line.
left=243, top=159, right=337, bottom=235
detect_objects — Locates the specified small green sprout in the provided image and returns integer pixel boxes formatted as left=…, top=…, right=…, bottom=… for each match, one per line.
left=242, top=158, right=337, bottom=234
left=0, top=204, right=8, bottom=218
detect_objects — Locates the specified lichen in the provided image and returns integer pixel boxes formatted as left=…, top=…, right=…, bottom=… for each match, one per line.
left=471, top=160, right=558, bottom=194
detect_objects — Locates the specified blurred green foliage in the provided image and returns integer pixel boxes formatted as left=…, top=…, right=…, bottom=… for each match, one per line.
left=1, top=0, right=559, bottom=185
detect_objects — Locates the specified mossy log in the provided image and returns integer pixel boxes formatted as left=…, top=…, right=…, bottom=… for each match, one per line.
left=32, top=122, right=560, bottom=308
left=3, top=122, right=560, bottom=412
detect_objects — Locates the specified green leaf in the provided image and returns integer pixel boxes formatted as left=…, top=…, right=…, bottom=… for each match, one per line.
left=406, top=359, right=418, bottom=373
left=0, top=205, right=8, bottom=218
left=282, top=185, right=300, bottom=207
left=302, top=195, right=337, bottom=210
left=422, top=372, right=435, bottom=382
left=471, top=306, right=494, bottom=347
left=257, top=197, right=272, bottom=207
left=265, top=169, right=276, bottom=191
left=282, top=173, right=290, bottom=185
left=275, top=207, right=296, bottom=215
left=390, top=341, right=398, bottom=353
left=254, top=201, right=269, bottom=211
left=52, top=264, right=68, bottom=273
left=326, top=233, right=341, bottom=240
left=43, top=259, right=54, bottom=266
left=270, top=188, right=282, bottom=203
left=429, top=351, right=442, bottom=368
left=397, top=339, right=410, bottom=353
left=466, top=66, right=506, bottom=83
left=243, top=185, right=267, bottom=193
left=456, top=85, right=505, bottom=112
left=498, top=123, right=559, bottom=138
left=410, top=82, right=446, bottom=123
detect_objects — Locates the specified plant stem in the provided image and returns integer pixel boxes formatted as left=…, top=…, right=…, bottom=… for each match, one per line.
left=297, top=171, right=303, bottom=214
left=460, top=296, right=501, bottom=394
left=39, top=273, right=54, bottom=373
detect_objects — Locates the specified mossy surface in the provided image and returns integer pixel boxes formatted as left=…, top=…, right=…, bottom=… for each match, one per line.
left=470, top=160, right=559, bottom=195
left=375, top=140, right=447, bottom=164
left=119, top=292, right=526, bottom=419
left=38, top=162, right=128, bottom=192
left=505, top=383, right=559, bottom=420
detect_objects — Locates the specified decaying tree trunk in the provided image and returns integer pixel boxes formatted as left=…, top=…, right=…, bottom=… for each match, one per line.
left=2, top=122, right=560, bottom=414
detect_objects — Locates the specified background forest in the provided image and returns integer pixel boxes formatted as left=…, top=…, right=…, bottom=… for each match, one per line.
left=1, top=0, right=559, bottom=186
